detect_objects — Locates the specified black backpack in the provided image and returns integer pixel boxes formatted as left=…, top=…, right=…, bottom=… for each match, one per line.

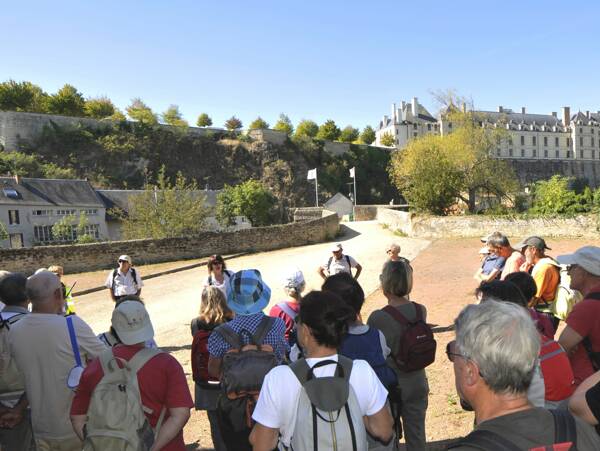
left=326, top=255, right=351, bottom=273
left=447, top=409, right=577, bottom=451
left=111, top=267, right=138, bottom=290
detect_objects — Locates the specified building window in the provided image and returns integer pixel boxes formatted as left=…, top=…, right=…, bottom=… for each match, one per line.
left=592, top=128, right=595, bottom=134
left=555, top=137, right=559, bottom=147
left=544, top=149, right=548, bottom=158
left=8, top=210, right=19, bottom=225
left=427, top=124, right=431, bottom=131
left=580, top=150, right=584, bottom=159
left=8, top=233, right=23, bottom=249
left=413, top=124, right=418, bottom=130
left=509, top=148, right=513, bottom=157
left=580, top=128, right=583, bottom=134
left=508, top=137, right=513, bottom=145
left=532, top=136, right=537, bottom=146
left=592, top=138, right=595, bottom=147
left=521, top=149, right=525, bottom=157
left=532, top=149, right=537, bottom=157
left=593, top=150, right=596, bottom=159
left=33, top=225, right=54, bottom=243
left=56, top=209, right=77, bottom=216
left=580, top=137, right=584, bottom=147
left=80, top=224, right=100, bottom=239
left=520, top=136, right=524, bottom=145
left=496, top=148, right=501, bottom=156
left=567, top=137, right=571, bottom=147
left=81, top=209, right=98, bottom=215
left=413, top=132, right=417, bottom=138
left=448, top=122, right=453, bottom=129
left=32, top=209, right=52, bottom=216
left=567, top=150, right=572, bottom=158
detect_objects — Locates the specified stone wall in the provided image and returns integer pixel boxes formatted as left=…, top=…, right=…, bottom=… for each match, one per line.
left=353, top=205, right=408, bottom=221
left=376, top=207, right=599, bottom=239
left=0, top=211, right=339, bottom=274
left=510, top=159, right=600, bottom=188
left=247, top=129, right=288, bottom=145
left=293, top=207, right=324, bottom=222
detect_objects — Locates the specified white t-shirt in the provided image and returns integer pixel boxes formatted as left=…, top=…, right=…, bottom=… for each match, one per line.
left=322, top=254, right=359, bottom=276
left=105, top=268, right=143, bottom=296
left=202, top=270, right=233, bottom=296
left=252, top=354, right=388, bottom=447
left=9, top=313, right=106, bottom=440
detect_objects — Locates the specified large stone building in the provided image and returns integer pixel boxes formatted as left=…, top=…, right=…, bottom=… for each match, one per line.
left=376, top=98, right=600, bottom=162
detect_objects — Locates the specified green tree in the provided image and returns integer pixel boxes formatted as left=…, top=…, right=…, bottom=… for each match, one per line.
left=109, top=109, right=127, bottom=122
left=530, top=175, right=592, bottom=215
left=0, top=80, right=48, bottom=112
left=216, top=180, right=276, bottom=227
left=0, top=222, right=7, bottom=241
left=126, top=98, right=158, bottom=125
left=52, top=214, right=76, bottom=242
left=360, top=125, right=376, bottom=145
left=121, top=167, right=208, bottom=239
left=196, top=113, right=213, bottom=127
left=316, top=120, right=341, bottom=141
left=75, top=211, right=98, bottom=243
left=47, top=84, right=86, bottom=116
left=380, top=132, right=395, bottom=147
left=273, top=114, right=294, bottom=135
left=161, top=104, right=188, bottom=127
left=224, top=116, right=243, bottom=131
left=295, top=119, right=319, bottom=138
left=249, top=117, right=269, bottom=130
left=339, top=126, right=360, bottom=143
left=84, top=97, right=115, bottom=119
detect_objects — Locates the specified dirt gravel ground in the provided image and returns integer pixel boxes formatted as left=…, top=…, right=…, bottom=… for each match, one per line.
left=69, top=228, right=598, bottom=450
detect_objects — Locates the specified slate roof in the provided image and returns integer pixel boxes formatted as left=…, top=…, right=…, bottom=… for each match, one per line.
left=477, top=110, right=562, bottom=127
left=0, top=177, right=103, bottom=207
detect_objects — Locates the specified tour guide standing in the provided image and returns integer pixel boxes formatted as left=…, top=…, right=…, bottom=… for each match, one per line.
left=318, top=243, right=362, bottom=280
left=105, top=255, right=143, bottom=302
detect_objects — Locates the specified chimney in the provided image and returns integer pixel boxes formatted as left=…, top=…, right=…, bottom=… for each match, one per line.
left=562, top=107, right=571, bottom=126
left=551, top=112, right=557, bottom=118
left=462, top=102, right=467, bottom=113
left=411, top=97, right=418, bottom=117
left=392, top=103, right=397, bottom=123
left=521, top=107, right=526, bottom=114
left=586, top=110, right=590, bottom=119
left=383, top=115, right=388, bottom=125
left=498, top=106, right=503, bottom=113
left=13, top=175, right=20, bottom=185
left=401, top=100, right=406, bottom=110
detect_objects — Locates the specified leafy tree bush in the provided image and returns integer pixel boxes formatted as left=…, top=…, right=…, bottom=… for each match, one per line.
left=249, top=117, right=269, bottom=130
left=0, top=222, right=7, bottom=241
left=224, top=116, right=243, bottom=131
left=380, top=132, right=395, bottom=147
left=216, top=180, right=276, bottom=227
left=47, top=84, right=86, bottom=116
left=120, top=167, right=208, bottom=239
left=316, top=120, right=341, bottom=141
left=84, top=97, right=115, bottom=119
left=196, top=113, right=213, bottom=127
left=529, top=175, right=593, bottom=216
left=161, top=105, right=188, bottom=128
left=295, top=119, right=319, bottom=138
left=126, top=98, right=158, bottom=125
left=51, top=214, right=76, bottom=242
left=0, top=151, right=76, bottom=179
left=273, top=114, right=294, bottom=135
left=0, top=80, right=49, bottom=112
left=339, top=126, right=359, bottom=143
left=360, top=126, right=376, bottom=145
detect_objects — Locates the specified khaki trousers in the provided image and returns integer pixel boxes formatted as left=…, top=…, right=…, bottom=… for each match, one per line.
left=34, top=436, right=81, bottom=451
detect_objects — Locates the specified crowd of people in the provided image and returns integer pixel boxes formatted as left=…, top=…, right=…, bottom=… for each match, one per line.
left=1, top=236, right=600, bottom=450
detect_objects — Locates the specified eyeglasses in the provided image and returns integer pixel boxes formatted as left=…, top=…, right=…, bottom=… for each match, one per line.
left=445, top=341, right=465, bottom=363
left=567, top=264, right=579, bottom=273
left=118, top=260, right=128, bottom=263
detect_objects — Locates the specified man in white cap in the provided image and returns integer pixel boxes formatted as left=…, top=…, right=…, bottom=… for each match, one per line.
left=558, top=246, right=600, bottom=386
left=104, top=255, right=143, bottom=302
left=70, top=301, right=193, bottom=450
left=318, top=243, right=362, bottom=280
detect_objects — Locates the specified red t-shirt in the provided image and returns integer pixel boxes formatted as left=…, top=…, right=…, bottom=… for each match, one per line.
left=71, top=345, right=193, bottom=451
left=566, top=289, right=600, bottom=385
left=269, top=301, right=300, bottom=342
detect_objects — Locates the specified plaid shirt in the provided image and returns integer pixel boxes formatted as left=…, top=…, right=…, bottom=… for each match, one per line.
left=208, top=313, right=289, bottom=363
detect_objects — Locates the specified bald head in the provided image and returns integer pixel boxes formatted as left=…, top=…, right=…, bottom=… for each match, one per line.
left=26, top=270, right=62, bottom=307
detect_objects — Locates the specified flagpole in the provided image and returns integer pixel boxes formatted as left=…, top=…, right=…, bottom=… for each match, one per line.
left=353, top=168, right=357, bottom=206
left=315, top=169, right=319, bottom=207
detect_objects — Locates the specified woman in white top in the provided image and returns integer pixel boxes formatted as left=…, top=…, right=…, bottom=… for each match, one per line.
left=203, top=254, right=233, bottom=296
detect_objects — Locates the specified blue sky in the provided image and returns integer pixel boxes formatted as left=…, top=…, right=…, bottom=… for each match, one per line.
left=4, top=1, right=600, bottom=129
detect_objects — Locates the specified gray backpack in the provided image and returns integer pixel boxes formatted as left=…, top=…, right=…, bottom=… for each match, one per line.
left=0, top=312, right=26, bottom=395
left=83, top=347, right=165, bottom=451
left=284, top=356, right=367, bottom=451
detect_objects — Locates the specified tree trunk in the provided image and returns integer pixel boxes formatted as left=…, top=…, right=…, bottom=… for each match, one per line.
left=468, top=188, right=477, bottom=213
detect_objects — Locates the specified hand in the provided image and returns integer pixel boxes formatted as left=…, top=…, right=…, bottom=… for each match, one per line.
left=0, top=408, right=23, bottom=428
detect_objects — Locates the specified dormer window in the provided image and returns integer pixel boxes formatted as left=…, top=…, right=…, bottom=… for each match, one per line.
left=3, top=188, right=19, bottom=199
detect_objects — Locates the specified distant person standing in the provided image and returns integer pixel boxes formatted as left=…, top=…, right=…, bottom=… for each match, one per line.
left=318, top=243, right=362, bottom=280
left=474, top=242, right=506, bottom=283
left=48, top=265, right=75, bottom=315
left=386, top=243, right=402, bottom=262
left=105, top=255, right=143, bottom=303
left=202, top=254, right=233, bottom=297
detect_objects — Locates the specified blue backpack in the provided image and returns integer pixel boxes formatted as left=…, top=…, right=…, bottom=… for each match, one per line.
left=339, top=326, right=397, bottom=389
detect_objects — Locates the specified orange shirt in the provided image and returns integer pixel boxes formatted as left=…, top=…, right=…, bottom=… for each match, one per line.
left=531, top=258, right=560, bottom=304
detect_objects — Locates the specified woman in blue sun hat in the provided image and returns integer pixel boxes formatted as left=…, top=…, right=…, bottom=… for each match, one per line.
left=207, top=269, right=288, bottom=451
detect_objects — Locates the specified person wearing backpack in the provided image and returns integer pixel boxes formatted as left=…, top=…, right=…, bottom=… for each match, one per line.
left=105, top=255, right=143, bottom=302
left=9, top=271, right=106, bottom=451
left=207, top=269, right=288, bottom=451
left=269, top=267, right=305, bottom=347
left=0, top=273, right=35, bottom=451
left=191, top=286, right=232, bottom=451
left=447, top=300, right=600, bottom=450
left=558, top=246, right=600, bottom=386
left=203, top=254, right=234, bottom=296
left=71, top=300, right=193, bottom=451
left=250, top=290, right=393, bottom=451
left=318, top=243, right=362, bottom=280
left=367, top=260, right=433, bottom=451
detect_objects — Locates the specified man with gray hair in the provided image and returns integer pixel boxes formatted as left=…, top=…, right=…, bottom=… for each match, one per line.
left=448, top=300, right=600, bottom=450
left=9, top=271, right=105, bottom=451
left=484, top=232, right=524, bottom=280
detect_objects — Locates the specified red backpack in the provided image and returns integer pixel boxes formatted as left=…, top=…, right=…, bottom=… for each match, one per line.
left=539, top=335, right=575, bottom=402
left=382, top=303, right=436, bottom=372
left=191, top=319, right=220, bottom=388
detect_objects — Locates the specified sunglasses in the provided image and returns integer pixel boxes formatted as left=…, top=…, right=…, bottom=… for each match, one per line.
left=118, top=260, right=128, bottom=263
left=446, top=340, right=485, bottom=378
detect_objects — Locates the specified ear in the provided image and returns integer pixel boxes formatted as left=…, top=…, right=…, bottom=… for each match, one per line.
left=465, top=360, right=482, bottom=387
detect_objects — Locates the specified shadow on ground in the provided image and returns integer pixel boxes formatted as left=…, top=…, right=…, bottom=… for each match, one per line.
left=336, top=223, right=362, bottom=241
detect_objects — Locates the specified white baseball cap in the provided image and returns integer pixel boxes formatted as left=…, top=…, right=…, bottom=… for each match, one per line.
left=111, top=301, right=154, bottom=345
left=557, top=246, right=600, bottom=277
left=282, top=267, right=305, bottom=290
left=331, top=243, right=343, bottom=252
left=118, top=255, right=132, bottom=264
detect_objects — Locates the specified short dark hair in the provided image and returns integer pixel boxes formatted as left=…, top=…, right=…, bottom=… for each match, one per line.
left=486, top=232, right=510, bottom=248
left=321, top=272, right=365, bottom=316
left=207, top=254, right=226, bottom=273
left=0, top=273, right=27, bottom=306
left=476, top=280, right=527, bottom=308
left=297, top=291, right=355, bottom=349
left=504, top=272, right=537, bottom=303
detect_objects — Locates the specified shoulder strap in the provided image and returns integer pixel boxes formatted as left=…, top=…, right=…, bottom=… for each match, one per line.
left=127, top=347, right=161, bottom=374
left=131, top=267, right=138, bottom=286
left=290, top=358, right=312, bottom=385
left=66, top=316, right=82, bottom=367
left=337, top=355, right=353, bottom=382
left=253, top=316, right=275, bottom=346
left=382, top=305, right=409, bottom=326
left=111, top=269, right=118, bottom=289
left=214, top=324, right=242, bottom=349
left=327, top=256, right=333, bottom=272
left=277, top=302, right=298, bottom=320
left=208, top=275, right=213, bottom=286
left=551, top=409, right=577, bottom=446
left=224, top=270, right=233, bottom=278
left=413, top=302, right=424, bottom=322
left=447, top=429, right=521, bottom=451
left=345, top=255, right=351, bottom=266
